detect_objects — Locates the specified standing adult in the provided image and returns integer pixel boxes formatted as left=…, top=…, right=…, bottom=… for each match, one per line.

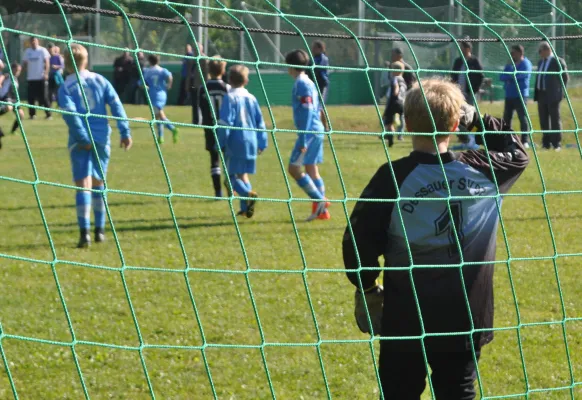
left=128, top=52, right=146, bottom=105
left=186, top=42, right=208, bottom=125
left=177, top=44, right=194, bottom=106
left=48, top=44, right=65, bottom=105
left=500, top=45, right=533, bottom=148
left=22, top=36, right=51, bottom=120
left=390, top=47, right=416, bottom=141
left=113, top=51, right=133, bottom=98
left=451, top=41, right=483, bottom=148
left=534, top=41, right=569, bottom=151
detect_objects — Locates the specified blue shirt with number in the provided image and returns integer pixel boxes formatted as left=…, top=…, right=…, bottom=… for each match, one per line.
left=58, top=70, right=130, bottom=147
left=142, top=65, right=172, bottom=109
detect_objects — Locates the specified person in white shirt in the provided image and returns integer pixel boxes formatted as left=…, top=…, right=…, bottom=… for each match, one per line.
left=22, top=36, right=51, bottom=120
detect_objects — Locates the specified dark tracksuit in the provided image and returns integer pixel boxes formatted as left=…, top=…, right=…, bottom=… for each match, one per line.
left=343, top=116, right=529, bottom=399
left=199, top=78, right=229, bottom=195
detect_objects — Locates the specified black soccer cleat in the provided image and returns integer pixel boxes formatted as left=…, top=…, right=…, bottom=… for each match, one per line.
left=95, top=228, right=105, bottom=243
left=77, top=229, right=91, bottom=249
left=246, top=191, right=258, bottom=218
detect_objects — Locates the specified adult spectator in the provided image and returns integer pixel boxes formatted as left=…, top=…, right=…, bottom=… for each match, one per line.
left=451, top=42, right=484, bottom=105
left=128, top=52, right=146, bottom=104
left=177, top=44, right=194, bottom=105
left=22, top=36, right=51, bottom=120
left=390, top=47, right=416, bottom=141
left=500, top=45, right=533, bottom=148
left=534, top=41, right=568, bottom=151
left=113, top=51, right=133, bottom=98
left=48, top=44, right=64, bottom=105
left=391, top=47, right=416, bottom=89
left=186, top=42, right=208, bottom=125
left=451, top=41, right=483, bottom=149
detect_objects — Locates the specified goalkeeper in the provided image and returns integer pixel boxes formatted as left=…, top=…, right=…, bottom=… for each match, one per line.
left=342, top=78, right=529, bottom=399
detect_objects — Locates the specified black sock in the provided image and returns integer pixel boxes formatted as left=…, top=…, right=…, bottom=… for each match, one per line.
left=212, top=174, right=222, bottom=196
left=0, top=127, right=4, bottom=149
left=11, top=120, right=19, bottom=133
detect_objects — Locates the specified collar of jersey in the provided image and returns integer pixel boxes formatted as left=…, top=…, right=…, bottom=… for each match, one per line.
left=409, top=150, right=456, bottom=164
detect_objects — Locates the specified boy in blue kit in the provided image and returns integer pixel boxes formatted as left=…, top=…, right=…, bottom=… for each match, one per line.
left=58, top=44, right=132, bottom=248
left=141, top=54, right=179, bottom=144
left=217, top=65, right=267, bottom=218
left=285, top=49, right=330, bottom=222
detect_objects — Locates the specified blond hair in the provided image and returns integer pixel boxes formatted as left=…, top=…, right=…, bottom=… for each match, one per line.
left=229, top=64, right=249, bottom=88
left=404, top=78, right=464, bottom=134
left=65, top=43, right=88, bottom=74
left=208, top=55, right=227, bottom=79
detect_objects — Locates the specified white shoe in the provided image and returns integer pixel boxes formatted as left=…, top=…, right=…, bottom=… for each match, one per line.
left=524, top=142, right=530, bottom=149
left=555, top=146, right=562, bottom=152
left=306, top=201, right=328, bottom=222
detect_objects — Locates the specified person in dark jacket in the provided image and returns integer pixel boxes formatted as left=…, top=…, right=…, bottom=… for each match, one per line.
left=309, top=40, right=330, bottom=131
left=344, top=78, right=529, bottom=400
left=112, top=51, right=133, bottom=98
left=177, top=44, right=194, bottom=106
left=534, top=41, right=569, bottom=151
left=451, top=42, right=484, bottom=149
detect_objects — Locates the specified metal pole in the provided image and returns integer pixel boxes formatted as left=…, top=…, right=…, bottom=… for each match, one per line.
left=196, top=0, right=203, bottom=49
left=478, top=0, right=484, bottom=63
left=95, top=0, right=100, bottom=43
left=550, top=0, right=556, bottom=48
left=204, top=0, right=209, bottom=54
left=456, top=0, right=463, bottom=37
left=358, top=0, right=365, bottom=66
left=274, top=0, right=281, bottom=63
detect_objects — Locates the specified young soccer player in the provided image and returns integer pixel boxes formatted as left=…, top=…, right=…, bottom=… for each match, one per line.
left=310, top=40, right=330, bottom=131
left=58, top=44, right=132, bottom=248
left=343, top=78, right=529, bottom=399
left=199, top=55, right=230, bottom=197
left=382, top=61, right=407, bottom=147
left=217, top=65, right=267, bottom=218
left=0, top=62, right=25, bottom=145
left=141, top=54, right=179, bottom=144
left=286, top=49, right=329, bottom=221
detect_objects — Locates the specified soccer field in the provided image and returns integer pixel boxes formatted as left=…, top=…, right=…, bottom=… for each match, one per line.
left=0, top=102, right=581, bottom=399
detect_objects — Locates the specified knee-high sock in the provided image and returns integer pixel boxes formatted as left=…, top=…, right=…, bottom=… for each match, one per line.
left=92, top=185, right=106, bottom=230
left=230, top=176, right=250, bottom=211
left=157, top=122, right=164, bottom=139
left=242, top=181, right=253, bottom=212
left=296, top=175, right=324, bottom=200
left=76, top=191, right=91, bottom=231
left=313, top=177, right=325, bottom=198
left=162, top=117, right=175, bottom=131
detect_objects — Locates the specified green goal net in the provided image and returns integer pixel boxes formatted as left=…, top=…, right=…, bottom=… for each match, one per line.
left=0, top=0, right=581, bottom=399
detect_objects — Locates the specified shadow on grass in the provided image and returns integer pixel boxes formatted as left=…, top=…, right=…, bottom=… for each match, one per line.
left=0, top=200, right=156, bottom=212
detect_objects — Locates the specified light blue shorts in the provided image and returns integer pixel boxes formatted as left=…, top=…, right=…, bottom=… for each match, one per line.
left=227, top=157, right=256, bottom=175
left=69, top=143, right=110, bottom=181
left=289, top=134, right=324, bottom=166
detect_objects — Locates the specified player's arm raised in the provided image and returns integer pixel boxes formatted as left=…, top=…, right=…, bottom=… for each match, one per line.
left=104, top=79, right=132, bottom=150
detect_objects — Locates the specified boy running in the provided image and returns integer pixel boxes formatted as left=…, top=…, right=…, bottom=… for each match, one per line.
left=58, top=44, right=132, bottom=248
left=286, top=49, right=329, bottom=221
left=343, top=78, right=529, bottom=399
left=217, top=65, right=267, bottom=218
left=141, top=54, right=179, bottom=144
left=199, top=55, right=230, bottom=197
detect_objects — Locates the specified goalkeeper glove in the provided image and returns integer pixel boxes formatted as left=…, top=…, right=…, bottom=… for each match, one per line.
left=458, top=102, right=481, bottom=132
left=354, top=284, right=384, bottom=335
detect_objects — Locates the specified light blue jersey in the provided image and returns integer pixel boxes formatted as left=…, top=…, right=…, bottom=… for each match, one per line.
left=218, top=87, right=267, bottom=172
left=142, top=65, right=172, bottom=109
left=289, top=73, right=325, bottom=167
left=58, top=70, right=130, bottom=147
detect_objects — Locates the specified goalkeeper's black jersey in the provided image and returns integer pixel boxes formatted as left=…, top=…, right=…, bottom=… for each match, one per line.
left=199, top=79, right=230, bottom=127
left=343, top=116, right=529, bottom=352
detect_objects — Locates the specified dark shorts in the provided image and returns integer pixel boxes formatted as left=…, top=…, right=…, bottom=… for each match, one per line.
left=204, top=128, right=218, bottom=152
left=383, top=101, right=404, bottom=126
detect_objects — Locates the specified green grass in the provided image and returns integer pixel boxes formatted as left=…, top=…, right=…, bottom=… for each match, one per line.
left=0, top=101, right=581, bottom=399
